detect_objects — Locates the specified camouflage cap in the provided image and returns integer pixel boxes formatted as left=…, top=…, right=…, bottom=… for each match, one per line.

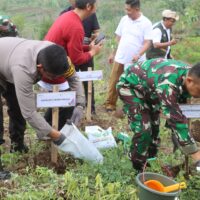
left=0, top=15, right=10, bottom=26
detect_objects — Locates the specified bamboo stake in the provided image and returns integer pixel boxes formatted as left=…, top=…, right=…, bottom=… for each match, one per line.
left=86, top=67, right=92, bottom=122
left=51, top=85, right=59, bottom=163
left=185, top=99, right=191, bottom=178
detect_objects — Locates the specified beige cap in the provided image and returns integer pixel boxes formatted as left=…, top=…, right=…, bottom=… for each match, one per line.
left=162, top=10, right=179, bottom=21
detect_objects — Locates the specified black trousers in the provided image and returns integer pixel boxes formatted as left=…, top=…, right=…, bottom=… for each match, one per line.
left=0, top=83, right=26, bottom=144
left=44, top=107, right=74, bottom=130
left=76, top=58, right=95, bottom=112
left=0, top=92, right=4, bottom=144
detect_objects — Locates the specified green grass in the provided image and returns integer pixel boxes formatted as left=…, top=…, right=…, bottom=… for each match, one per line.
left=1, top=118, right=200, bottom=199
left=1, top=0, right=200, bottom=199
left=172, top=37, right=200, bottom=64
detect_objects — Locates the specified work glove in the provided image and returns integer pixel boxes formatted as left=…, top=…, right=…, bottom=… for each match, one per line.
left=54, top=132, right=83, bottom=159
left=69, top=105, right=84, bottom=126
left=54, top=133, right=83, bottom=159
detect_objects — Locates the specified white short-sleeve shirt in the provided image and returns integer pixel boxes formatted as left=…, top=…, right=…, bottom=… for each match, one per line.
left=114, top=14, right=152, bottom=65
left=152, top=21, right=171, bottom=58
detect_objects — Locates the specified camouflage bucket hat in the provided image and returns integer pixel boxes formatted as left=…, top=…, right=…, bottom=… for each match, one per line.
left=0, top=15, right=10, bottom=26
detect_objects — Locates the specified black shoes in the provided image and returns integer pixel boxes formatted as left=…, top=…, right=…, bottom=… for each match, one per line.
left=0, top=138, right=5, bottom=145
left=0, top=138, right=28, bottom=153
left=10, top=143, right=29, bottom=153
left=91, top=110, right=96, bottom=115
left=0, top=170, right=11, bottom=180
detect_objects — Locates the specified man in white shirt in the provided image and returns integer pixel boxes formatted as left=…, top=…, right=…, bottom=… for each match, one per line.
left=104, top=0, right=152, bottom=112
left=146, top=10, right=179, bottom=59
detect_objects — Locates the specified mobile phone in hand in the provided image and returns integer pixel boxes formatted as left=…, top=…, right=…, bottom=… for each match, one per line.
left=94, top=33, right=105, bottom=45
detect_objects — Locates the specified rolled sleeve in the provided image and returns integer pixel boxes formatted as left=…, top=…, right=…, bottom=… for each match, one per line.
left=13, top=68, right=52, bottom=138
left=152, top=28, right=162, bottom=43
left=157, top=84, right=197, bottom=153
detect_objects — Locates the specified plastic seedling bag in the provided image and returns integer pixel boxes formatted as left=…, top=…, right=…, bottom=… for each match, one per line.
left=85, top=126, right=117, bottom=149
left=58, top=123, right=103, bottom=163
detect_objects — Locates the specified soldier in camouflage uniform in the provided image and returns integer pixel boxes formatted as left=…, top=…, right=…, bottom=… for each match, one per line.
left=0, top=15, right=18, bottom=37
left=117, top=58, right=200, bottom=171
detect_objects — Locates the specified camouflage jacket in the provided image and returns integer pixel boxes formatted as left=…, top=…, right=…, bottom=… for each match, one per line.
left=117, top=58, right=197, bottom=151
left=0, top=15, right=18, bottom=37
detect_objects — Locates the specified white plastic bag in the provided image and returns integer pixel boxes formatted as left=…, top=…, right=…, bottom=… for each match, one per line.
left=58, top=123, right=103, bottom=163
left=85, top=126, right=117, bottom=149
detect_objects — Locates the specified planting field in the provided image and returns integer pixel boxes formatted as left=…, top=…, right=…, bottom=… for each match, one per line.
left=1, top=0, right=200, bottom=199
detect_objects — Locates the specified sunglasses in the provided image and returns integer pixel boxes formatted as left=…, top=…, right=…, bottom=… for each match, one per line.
left=168, top=19, right=176, bottom=23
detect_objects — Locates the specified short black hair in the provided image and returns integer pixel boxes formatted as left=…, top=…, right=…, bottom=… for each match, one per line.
left=125, top=0, right=140, bottom=8
left=37, top=44, right=69, bottom=75
left=188, top=63, right=200, bottom=78
left=75, top=0, right=96, bottom=9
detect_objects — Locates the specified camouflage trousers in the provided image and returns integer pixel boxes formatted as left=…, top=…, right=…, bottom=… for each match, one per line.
left=117, top=85, right=160, bottom=170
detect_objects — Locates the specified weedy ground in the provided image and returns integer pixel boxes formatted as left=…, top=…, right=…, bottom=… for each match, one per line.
left=1, top=0, right=200, bottom=199
left=0, top=103, right=200, bottom=200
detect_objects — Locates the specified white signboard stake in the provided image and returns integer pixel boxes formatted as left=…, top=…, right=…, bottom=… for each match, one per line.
left=37, top=87, right=76, bottom=163
left=77, top=69, right=103, bottom=122
left=77, top=70, right=103, bottom=81
left=37, top=91, right=76, bottom=108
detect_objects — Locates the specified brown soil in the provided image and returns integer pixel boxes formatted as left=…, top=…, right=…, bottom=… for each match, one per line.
left=1, top=103, right=198, bottom=177
left=1, top=104, right=127, bottom=175
left=5, top=143, right=77, bottom=175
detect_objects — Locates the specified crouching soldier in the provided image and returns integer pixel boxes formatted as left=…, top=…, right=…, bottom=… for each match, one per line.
left=117, top=58, right=200, bottom=171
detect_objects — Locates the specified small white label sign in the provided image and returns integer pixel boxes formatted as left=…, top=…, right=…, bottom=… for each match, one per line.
left=180, top=104, right=200, bottom=118
left=77, top=70, right=103, bottom=81
left=36, top=91, right=76, bottom=108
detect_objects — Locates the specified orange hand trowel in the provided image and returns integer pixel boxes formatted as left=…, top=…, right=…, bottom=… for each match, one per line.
left=144, top=180, right=186, bottom=193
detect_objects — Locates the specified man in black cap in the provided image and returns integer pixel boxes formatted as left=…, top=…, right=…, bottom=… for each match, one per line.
left=0, top=37, right=83, bottom=153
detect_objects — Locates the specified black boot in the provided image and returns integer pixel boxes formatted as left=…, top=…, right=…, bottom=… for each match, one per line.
left=130, top=150, right=149, bottom=172
left=10, top=142, right=29, bottom=153
left=148, top=138, right=161, bottom=158
left=0, top=138, right=5, bottom=145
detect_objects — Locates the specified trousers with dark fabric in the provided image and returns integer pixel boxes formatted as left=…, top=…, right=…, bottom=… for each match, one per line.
left=118, top=86, right=160, bottom=171
left=44, top=107, right=74, bottom=130
left=0, top=91, right=4, bottom=144
left=76, top=58, right=95, bottom=112
left=1, top=83, right=26, bottom=145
